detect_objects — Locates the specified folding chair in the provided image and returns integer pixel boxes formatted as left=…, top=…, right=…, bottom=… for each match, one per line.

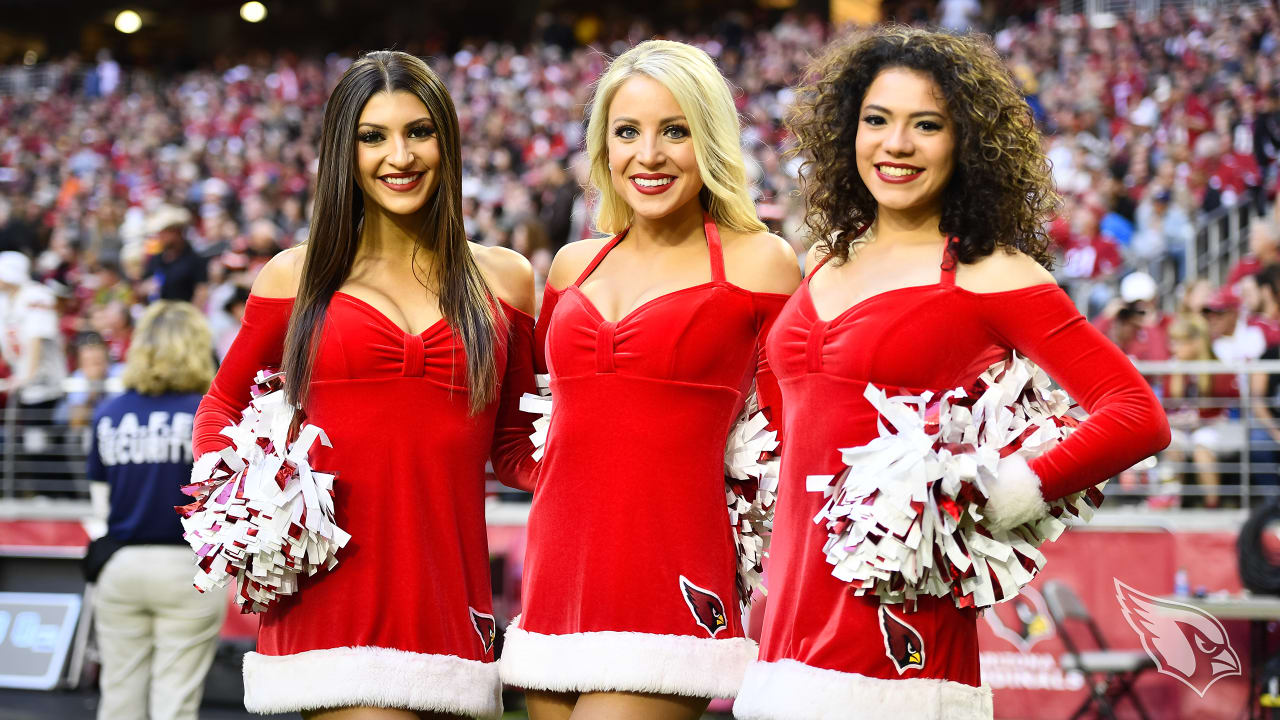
left=1042, top=580, right=1157, bottom=720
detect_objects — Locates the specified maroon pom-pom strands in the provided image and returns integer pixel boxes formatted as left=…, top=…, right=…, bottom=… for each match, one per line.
left=177, top=370, right=350, bottom=613
left=724, top=388, right=781, bottom=609
left=809, top=354, right=1105, bottom=610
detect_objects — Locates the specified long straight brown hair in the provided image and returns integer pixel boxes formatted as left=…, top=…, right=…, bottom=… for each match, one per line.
left=282, top=50, right=501, bottom=413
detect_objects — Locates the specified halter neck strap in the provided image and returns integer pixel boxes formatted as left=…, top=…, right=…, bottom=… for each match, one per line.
left=572, top=211, right=724, bottom=286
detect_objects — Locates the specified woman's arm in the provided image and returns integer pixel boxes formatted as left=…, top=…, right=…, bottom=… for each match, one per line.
left=977, top=283, right=1171, bottom=502
left=192, top=249, right=301, bottom=456
left=475, top=245, right=539, bottom=491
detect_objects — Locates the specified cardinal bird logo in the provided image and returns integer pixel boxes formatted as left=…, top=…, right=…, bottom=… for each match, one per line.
left=984, top=587, right=1055, bottom=654
left=469, top=608, right=496, bottom=654
left=879, top=606, right=926, bottom=674
left=679, top=575, right=728, bottom=637
left=1115, top=579, right=1241, bottom=697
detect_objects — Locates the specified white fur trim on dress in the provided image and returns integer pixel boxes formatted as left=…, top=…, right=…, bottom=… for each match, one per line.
left=733, top=659, right=992, bottom=720
left=500, top=616, right=757, bottom=698
left=983, top=455, right=1049, bottom=532
left=242, top=646, right=501, bottom=718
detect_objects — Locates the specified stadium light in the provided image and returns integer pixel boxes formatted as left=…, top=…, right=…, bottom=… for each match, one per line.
left=114, top=10, right=142, bottom=34
left=240, top=2, right=267, bottom=23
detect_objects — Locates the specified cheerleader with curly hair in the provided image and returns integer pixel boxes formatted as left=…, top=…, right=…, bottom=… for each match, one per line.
left=733, top=27, right=1169, bottom=720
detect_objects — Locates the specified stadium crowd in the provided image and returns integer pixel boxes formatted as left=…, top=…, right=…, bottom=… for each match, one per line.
left=0, top=5, right=1278, bottom=505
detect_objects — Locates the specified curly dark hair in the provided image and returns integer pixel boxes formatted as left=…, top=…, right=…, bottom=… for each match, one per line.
left=787, top=26, right=1060, bottom=267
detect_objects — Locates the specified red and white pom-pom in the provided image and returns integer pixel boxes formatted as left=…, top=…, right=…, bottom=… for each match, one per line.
left=724, top=388, right=781, bottom=608
left=177, top=370, right=350, bottom=613
left=809, top=354, right=1105, bottom=610
left=519, top=374, right=553, bottom=462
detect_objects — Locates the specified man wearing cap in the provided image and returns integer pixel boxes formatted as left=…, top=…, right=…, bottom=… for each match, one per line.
left=142, top=205, right=207, bottom=305
left=1093, top=271, right=1171, bottom=364
left=1203, top=285, right=1266, bottom=362
left=0, top=251, right=68, bottom=491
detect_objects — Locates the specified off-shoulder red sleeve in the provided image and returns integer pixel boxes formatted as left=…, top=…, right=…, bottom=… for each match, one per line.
left=193, top=295, right=293, bottom=457
left=976, top=284, right=1171, bottom=501
left=752, top=292, right=791, bottom=437
left=490, top=304, right=539, bottom=492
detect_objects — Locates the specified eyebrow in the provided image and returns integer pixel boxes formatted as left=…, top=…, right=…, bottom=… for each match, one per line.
left=612, top=115, right=687, bottom=125
left=356, top=117, right=434, bottom=129
left=862, top=105, right=946, bottom=119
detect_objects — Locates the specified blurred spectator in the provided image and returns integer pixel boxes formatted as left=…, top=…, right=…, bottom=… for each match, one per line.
left=1204, top=286, right=1267, bottom=362
left=1132, top=187, right=1194, bottom=280
left=1249, top=263, right=1280, bottom=489
left=212, top=285, right=250, bottom=361
left=0, top=198, right=41, bottom=256
left=0, top=251, right=67, bottom=490
left=90, top=300, right=133, bottom=365
left=1163, top=315, right=1242, bottom=508
left=142, top=206, right=207, bottom=306
left=55, top=332, right=122, bottom=430
left=535, top=161, right=578, bottom=250
left=87, top=301, right=226, bottom=720
left=1227, top=219, right=1280, bottom=288
left=1093, top=271, right=1170, bottom=362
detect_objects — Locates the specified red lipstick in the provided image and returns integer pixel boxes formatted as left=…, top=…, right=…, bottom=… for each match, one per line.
left=873, top=162, right=924, bottom=185
left=378, top=172, right=424, bottom=192
left=630, top=173, right=676, bottom=195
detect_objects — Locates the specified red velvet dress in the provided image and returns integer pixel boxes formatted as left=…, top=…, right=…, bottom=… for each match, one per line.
left=733, top=245, right=1169, bottom=720
left=500, top=216, right=789, bottom=698
left=192, top=291, right=536, bottom=719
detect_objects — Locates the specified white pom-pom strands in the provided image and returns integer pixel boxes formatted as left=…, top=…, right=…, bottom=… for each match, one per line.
left=519, top=374, right=553, bottom=462
left=724, top=389, right=781, bottom=609
left=809, top=354, right=1105, bottom=610
left=178, top=370, right=351, bottom=613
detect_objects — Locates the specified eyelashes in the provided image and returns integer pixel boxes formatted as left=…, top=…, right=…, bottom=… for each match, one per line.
left=357, top=124, right=436, bottom=144
left=861, top=115, right=945, bottom=132
left=611, top=124, right=691, bottom=140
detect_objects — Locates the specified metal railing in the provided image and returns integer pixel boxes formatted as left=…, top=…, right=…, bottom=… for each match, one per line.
left=2, top=361, right=1279, bottom=511
left=0, top=377, right=122, bottom=498
left=1060, top=0, right=1264, bottom=18
left=1117, top=359, right=1280, bottom=511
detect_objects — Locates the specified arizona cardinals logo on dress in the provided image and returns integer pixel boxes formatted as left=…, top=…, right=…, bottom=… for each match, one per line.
left=679, top=575, right=728, bottom=637
left=469, top=608, right=496, bottom=654
left=1115, top=579, right=1240, bottom=697
left=879, top=606, right=926, bottom=674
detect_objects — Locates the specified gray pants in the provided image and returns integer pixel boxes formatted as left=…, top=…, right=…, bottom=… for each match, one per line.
left=94, top=545, right=228, bottom=720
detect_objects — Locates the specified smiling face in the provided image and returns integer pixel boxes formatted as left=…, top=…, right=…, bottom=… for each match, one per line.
left=354, top=90, right=442, bottom=217
left=854, top=67, right=956, bottom=222
left=606, top=74, right=704, bottom=222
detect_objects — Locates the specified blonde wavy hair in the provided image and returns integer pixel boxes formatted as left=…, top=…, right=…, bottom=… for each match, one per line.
left=122, top=301, right=215, bottom=396
left=585, top=40, right=766, bottom=235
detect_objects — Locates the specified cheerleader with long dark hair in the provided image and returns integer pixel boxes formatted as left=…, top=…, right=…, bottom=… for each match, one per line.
left=193, top=51, right=536, bottom=719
